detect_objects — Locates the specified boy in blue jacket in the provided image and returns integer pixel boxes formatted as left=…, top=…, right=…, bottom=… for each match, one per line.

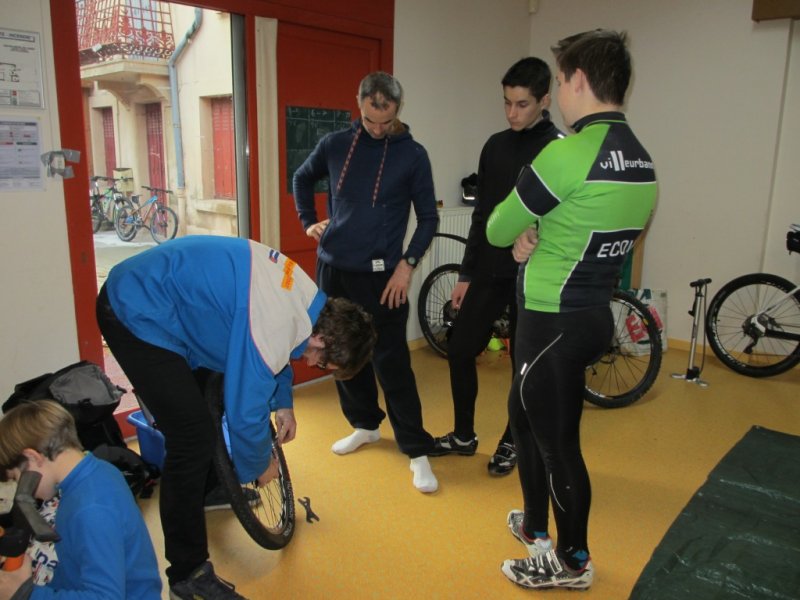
left=0, top=400, right=161, bottom=600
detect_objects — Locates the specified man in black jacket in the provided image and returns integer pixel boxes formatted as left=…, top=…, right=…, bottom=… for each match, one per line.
left=430, top=57, right=562, bottom=475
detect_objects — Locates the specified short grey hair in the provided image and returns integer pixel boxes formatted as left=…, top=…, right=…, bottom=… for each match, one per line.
left=358, top=71, right=403, bottom=109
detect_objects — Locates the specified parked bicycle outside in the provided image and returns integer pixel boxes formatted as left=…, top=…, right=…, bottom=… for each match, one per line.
left=115, top=185, right=179, bottom=244
left=89, top=175, right=131, bottom=233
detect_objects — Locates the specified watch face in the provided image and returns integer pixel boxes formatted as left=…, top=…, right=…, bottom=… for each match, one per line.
left=406, top=256, right=418, bottom=267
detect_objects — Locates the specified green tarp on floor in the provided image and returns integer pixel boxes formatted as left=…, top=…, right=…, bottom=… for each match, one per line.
left=630, top=425, right=800, bottom=600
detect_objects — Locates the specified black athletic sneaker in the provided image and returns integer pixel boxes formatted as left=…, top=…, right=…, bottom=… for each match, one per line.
left=170, top=561, right=248, bottom=599
left=488, top=441, right=517, bottom=476
left=429, top=432, right=478, bottom=456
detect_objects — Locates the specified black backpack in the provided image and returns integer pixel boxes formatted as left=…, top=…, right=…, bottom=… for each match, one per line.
left=3, top=360, right=159, bottom=497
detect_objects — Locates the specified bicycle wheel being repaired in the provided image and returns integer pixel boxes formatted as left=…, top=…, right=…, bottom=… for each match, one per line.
left=204, top=372, right=295, bottom=550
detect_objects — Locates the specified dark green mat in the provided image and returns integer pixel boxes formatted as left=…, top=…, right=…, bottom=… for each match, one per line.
left=629, top=425, right=800, bottom=600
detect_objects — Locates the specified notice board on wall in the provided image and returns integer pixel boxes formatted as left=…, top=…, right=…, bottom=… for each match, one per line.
left=286, top=106, right=351, bottom=193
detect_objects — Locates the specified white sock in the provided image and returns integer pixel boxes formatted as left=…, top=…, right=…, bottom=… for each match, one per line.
left=410, top=456, right=438, bottom=493
left=331, top=428, right=380, bottom=455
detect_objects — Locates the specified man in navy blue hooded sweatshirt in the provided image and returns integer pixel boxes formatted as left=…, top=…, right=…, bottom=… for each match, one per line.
left=293, top=71, right=440, bottom=493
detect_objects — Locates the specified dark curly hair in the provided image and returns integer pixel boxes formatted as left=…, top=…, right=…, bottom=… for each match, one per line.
left=312, top=297, right=376, bottom=380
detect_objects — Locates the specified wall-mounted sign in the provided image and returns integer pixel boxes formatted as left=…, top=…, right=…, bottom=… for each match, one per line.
left=0, top=28, right=44, bottom=109
left=0, top=118, right=42, bottom=190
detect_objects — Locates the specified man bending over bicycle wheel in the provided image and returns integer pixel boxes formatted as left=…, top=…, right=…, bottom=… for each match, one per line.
left=96, top=235, right=375, bottom=600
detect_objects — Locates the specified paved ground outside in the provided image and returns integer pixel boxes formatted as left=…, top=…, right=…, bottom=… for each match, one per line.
left=93, top=227, right=157, bottom=417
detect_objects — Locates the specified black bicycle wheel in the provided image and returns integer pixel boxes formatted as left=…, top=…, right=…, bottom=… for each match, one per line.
left=90, top=197, right=103, bottom=233
left=417, top=263, right=460, bottom=357
left=705, top=273, right=800, bottom=377
left=114, top=199, right=138, bottom=242
left=205, top=373, right=295, bottom=550
left=584, top=290, right=663, bottom=408
left=149, top=205, right=178, bottom=244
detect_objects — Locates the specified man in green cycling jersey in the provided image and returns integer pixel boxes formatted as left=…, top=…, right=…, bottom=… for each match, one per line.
left=487, top=30, right=657, bottom=591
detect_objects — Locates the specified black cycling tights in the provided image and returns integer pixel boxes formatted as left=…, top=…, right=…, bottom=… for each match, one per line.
left=508, top=305, right=612, bottom=558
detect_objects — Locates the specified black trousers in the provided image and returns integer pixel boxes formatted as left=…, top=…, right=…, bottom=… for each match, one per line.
left=447, top=276, right=516, bottom=443
left=509, top=305, right=612, bottom=557
left=316, top=261, right=434, bottom=458
left=97, top=285, right=216, bottom=585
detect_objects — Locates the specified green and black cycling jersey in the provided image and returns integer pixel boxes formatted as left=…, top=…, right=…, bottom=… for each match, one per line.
left=486, top=111, right=657, bottom=312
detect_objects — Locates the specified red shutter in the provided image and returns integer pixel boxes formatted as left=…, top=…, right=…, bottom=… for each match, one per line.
left=212, top=96, right=236, bottom=199
left=145, top=102, right=167, bottom=202
left=101, top=107, right=116, bottom=177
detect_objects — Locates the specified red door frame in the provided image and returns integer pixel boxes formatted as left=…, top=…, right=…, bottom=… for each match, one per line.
left=50, top=0, right=393, bottom=368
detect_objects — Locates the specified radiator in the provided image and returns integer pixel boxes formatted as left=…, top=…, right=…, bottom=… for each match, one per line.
left=423, top=207, right=474, bottom=273
left=409, top=206, right=473, bottom=341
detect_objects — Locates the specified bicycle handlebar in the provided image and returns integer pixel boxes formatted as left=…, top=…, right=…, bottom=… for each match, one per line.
left=432, top=232, right=467, bottom=245
left=142, top=185, right=173, bottom=195
left=90, top=175, right=132, bottom=184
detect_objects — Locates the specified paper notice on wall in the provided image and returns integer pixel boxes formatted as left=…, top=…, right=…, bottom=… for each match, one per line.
left=0, top=118, right=43, bottom=190
left=0, top=28, right=44, bottom=109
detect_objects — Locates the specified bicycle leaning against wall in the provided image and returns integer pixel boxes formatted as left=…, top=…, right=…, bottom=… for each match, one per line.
left=417, top=233, right=663, bottom=409
left=89, top=175, right=131, bottom=233
left=114, top=185, right=179, bottom=244
left=705, top=223, right=800, bottom=377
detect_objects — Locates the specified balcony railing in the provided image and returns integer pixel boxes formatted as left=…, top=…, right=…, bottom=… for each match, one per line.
left=76, top=0, right=175, bottom=65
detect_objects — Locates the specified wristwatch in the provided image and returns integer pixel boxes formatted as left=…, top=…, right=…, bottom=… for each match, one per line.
left=404, top=256, right=419, bottom=269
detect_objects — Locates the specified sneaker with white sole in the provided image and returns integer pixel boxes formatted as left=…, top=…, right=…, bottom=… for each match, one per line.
left=488, top=441, right=517, bottom=476
left=501, top=549, right=593, bottom=590
left=169, top=561, right=248, bottom=599
left=429, top=432, right=478, bottom=456
left=506, top=510, right=553, bottom=557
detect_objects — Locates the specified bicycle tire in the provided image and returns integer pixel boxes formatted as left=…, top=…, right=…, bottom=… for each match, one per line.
left=705, top=273, right=800, bottom=377
left=417, top=263, right=461, bottom=357
left=149, top=205, right=178, bottom=244
left=90, top=197, right=103, bottom=233
left=205, top=372, right=295, bottom=550
left=583, top=290, right=663, bottom=408
left=114, top=199, right=138, bottom=242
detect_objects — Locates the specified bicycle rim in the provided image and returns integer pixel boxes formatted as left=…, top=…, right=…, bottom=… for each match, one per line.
left=91, top=201, right=103, bottom=233
left=150, top=206, right=178, bottom=243
left=705, top=273, right=800, bottom=377
left=584, top=290, right=663, bottom=408
left=417, top=264, right=460, bottom=357
left=206, top=373, right=295, bottom=550
left=114, top=200, right=138, bottom=242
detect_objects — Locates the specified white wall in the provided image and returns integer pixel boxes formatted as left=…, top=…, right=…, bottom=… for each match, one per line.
left=394, top=0, right=532, bottom=208
left=395, top=0, right=531, bottom=340
left=398, top=0, right=798, bottom=344
left=526, top=0, right=798, bottom=343
left=0, top=0, right=79, bottom=391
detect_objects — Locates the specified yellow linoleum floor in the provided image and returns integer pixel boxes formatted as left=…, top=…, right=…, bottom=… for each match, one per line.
left=138, top=345, right=800, bottom=600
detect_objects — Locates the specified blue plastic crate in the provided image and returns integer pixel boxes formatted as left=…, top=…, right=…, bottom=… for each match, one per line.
left=127, top=410, right=165, bottom=470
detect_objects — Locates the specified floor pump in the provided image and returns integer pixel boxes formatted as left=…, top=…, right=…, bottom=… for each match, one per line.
left=671, top=278, right=712, bottom=387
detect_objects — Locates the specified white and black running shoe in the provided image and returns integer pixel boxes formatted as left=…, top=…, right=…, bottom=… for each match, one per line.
left=501, top=549, right=593, bottom=590
left=506, top=510, right=553, bottom=557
